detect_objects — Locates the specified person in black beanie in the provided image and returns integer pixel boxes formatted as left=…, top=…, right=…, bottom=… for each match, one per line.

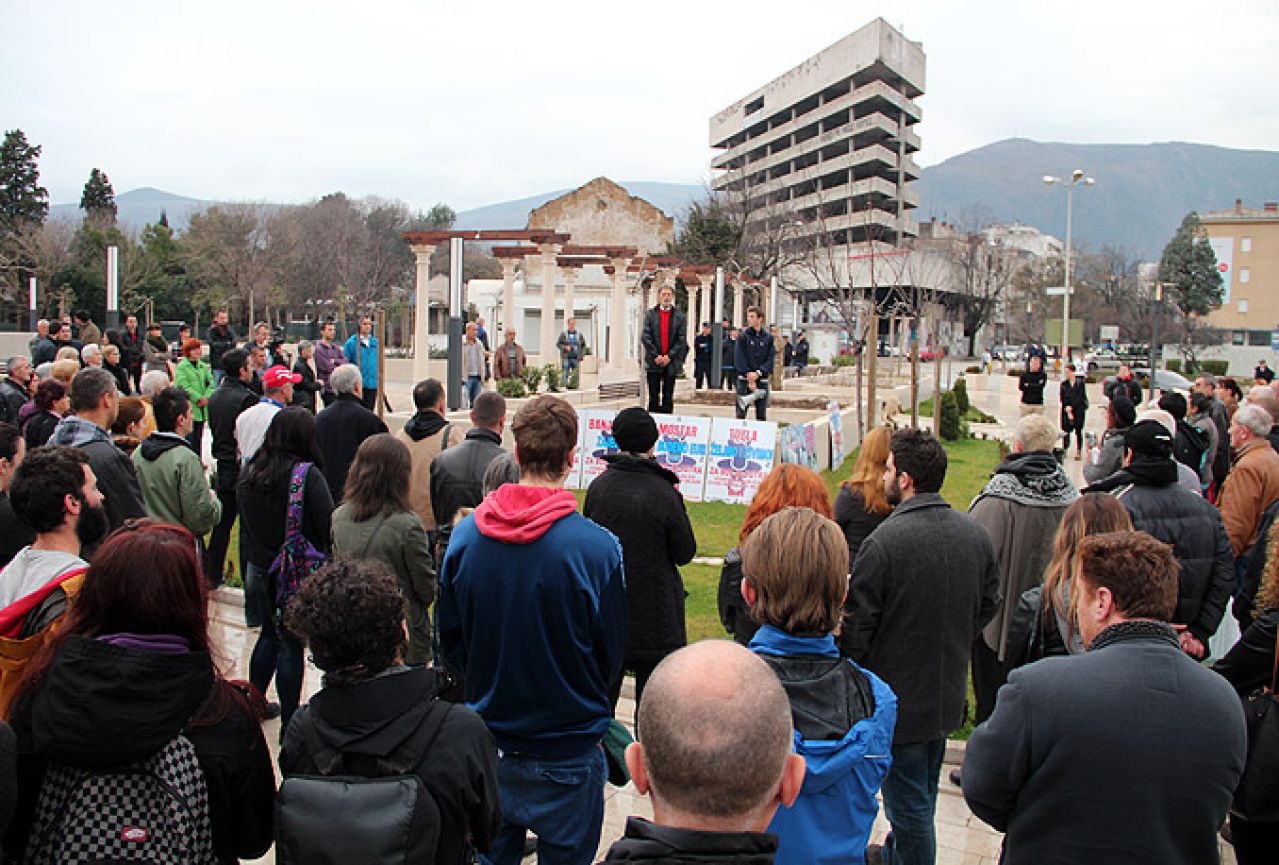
left=584, top=407, right=697, bottom=709
left=1084, top=418, right=1233, bottom=661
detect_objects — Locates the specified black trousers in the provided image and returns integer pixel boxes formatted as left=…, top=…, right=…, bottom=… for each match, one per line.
left=1229, top=813, right=1279, bottom=864
left=609, top=658, right=662, bottom=719
left=693, top=360, right=710, bottom=389
left=206, top=482, right=239, bottom=588
left=1061, top=418, right=1084, bottom=451
left=721, top=368, right=737, bottom=390
left=361, top=387, right=379, bottom=412
left=971, top=634, right=1007, bottom=726
left=647, top=367, right=677, bottom=414
left=734, top=379, right=769, bottom=420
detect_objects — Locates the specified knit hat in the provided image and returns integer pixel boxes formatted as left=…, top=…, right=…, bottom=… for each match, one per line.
left=1124, top=418, right=1174, bottom=458
left=1111, top=395, right=1137, bottom=427
left=611, top=407, right=659, bottom=454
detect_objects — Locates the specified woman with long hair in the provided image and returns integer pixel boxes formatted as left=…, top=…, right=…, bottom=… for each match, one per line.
left=718, top=463, right=833, bottom=645
left=109, top=395, right=148, bottom=456
left=331, top=434, right=436, bottom=665
left=833, top=425, right=894, bottom=564
left=20, top=379, right=67, bottom=449
left=237, top=407, right=332, bottom=733
left=7, top=521, right=275, bottom=863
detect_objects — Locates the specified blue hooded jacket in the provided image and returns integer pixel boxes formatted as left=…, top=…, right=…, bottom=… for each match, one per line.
left=751, top=625, right=896, bottom=865
left=342, top=333, right=379, bottom=388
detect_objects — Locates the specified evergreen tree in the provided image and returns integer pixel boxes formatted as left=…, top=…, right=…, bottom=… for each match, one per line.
left=666, top=198, right=741, bottom=266
left=80, top=168, right=117, bottom=222
left=0, top=129, right=49, bottom=234
left=158, top=209, right=169, bottom=228
left=1158, top=212, right=1224, bottom=317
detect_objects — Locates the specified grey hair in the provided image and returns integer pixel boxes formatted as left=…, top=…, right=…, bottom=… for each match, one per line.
left=331, top=363, right=362, bottom=395
left=1014, top=414, right=1058, bottom=453
left=69, top=367, right=118, bottom=413
left=81, top=343, right=102, bottom=362
left=140, top=370, right=170, bottom=399
left=1234, top=404, right=1272, bottom=437
left=1196, top=373, right=1218, bottom=388
left=482, top=451, right=520, bottom=497
left=35, top=362, right=53, bottom=380
left=7, top=356, right=28, bottom=372
left=297, top=340, right=314, bottom=354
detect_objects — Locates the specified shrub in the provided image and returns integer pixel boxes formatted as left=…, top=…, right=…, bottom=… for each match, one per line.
left=953, top=377, right=970, bottom=414
left=1008, top=368, right=1025, bottom=377
left=521, top=364, right=543, bottom=394
left=833, top=355, right=857, bottom=367
left=496, top=378, right=527, bottom=399
left=1200, top=359, right=1229, bottom=377
left=965, top=365, right=982, bottom=374
left=428, top=346, right=449, bottom=359
left=566, top=367, right=580, bottom=390
left=542, top=363, right=562, bottom=393
left=939, top=390, right=961, bottom=441
left=1165, top=359, right=1182, bottom=373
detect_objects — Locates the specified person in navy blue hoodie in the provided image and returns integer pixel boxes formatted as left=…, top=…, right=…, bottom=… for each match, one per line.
left=742, top=506, right=896, bottom=865
left=734, top=307, right=775, bottom=421
left=437, top=394, right=626, bottom=865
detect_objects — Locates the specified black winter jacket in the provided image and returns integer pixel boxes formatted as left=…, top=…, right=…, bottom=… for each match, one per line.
left=314, top=393, right=388, bottom=502
left=600, top=817, right=778, bottom=864
left=1214, top=607, right=1279, bottom=694
left=0, top=378, right=27, bottom=427
left=207, top=377, right=259, bottom=487
left=584, top=454, right=697, bottom=660
left=1109, top=474, right=1234, bottom=646
left=1018, top=369, right=1046, bottom=405
left=734, top=327, right=774, bottom=377
left=1059, top=379, right=1088, bottom=430
left=281, top=667, right=500, bottom=865
left=717, top=548, right=755, bottom=646
left=7, top=636, right=275, bottom=864
left=430, top=428, right=504, bottom=528
left=833, top=485, right=890, bottom=565
left=290, top=359, right=321, bottom=413
left=840, top=493, right=1000, bottom=744
left=641, top=306, right=689, bottom=374
left=237, top=462, right=333, bottom=572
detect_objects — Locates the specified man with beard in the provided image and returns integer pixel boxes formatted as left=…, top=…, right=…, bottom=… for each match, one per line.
left=640, top=285, right=688, bottom=415
left=841, top=428, right=999, bottom=865
left=47, top=368, right=147, bottom=553
left=0, top=445, right=108, bottom=704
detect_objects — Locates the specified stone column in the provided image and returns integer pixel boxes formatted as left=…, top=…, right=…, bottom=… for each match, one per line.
left=609, top=259, right=630, bottom=369
left=499, top=258, right=517, bottom=340
left=562, top=266, right=577, bottom=330
left=538, top=245, right=560, bottom=364
left=701, top=282, right=712, bottom=324
left=733, top=281, right=745, bottom=327
left=410, top=243, right=436, bottom=383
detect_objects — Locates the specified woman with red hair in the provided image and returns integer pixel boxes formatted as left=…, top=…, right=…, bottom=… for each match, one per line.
left=718, top=463, right=834, bottom=644
left=6, top=521, right=275, bottom=864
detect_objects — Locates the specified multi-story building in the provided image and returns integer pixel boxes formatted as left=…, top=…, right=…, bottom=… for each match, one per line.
left=709, top=18, right=925, bottom=274
left=1202, top=200, right=1279, bottom=348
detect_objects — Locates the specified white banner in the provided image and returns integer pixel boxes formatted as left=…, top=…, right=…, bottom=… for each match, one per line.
left=1208, top=236, right=1233, bottom=304
left=704, top=418, right=777, bottom=504
left=829, top=403, right=846, bottom=469
left=575, top=409, right=619, bottom=490
left=653, top=415, right=713, bottom=502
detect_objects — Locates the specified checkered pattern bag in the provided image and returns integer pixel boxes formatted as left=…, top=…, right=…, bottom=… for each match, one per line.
left=25, top=734, right=218, bottom=864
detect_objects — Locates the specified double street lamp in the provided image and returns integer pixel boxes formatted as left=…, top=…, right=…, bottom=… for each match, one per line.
left=1043, top=169, right=1095, bottom=365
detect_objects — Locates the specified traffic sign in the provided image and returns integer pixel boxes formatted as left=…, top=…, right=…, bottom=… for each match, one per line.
left=1045, top=286, right=1075, bottom=296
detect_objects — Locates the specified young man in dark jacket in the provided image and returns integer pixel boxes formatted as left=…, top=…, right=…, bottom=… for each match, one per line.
left=584, top=408, right=697, bottom=707
left=281, top=558, right=500, bottom=864
left=600, top=641, right=804, bottom=864
left=205, top=350, right=259, bottom=590
left=842, top=429, right=1000, bottom=865
left=430, top=392, right=506, bottom=532
left=734, top=307, right=775, bottom=421
left=314, top=364, right=387, bottom=503
left=640, top=286, right=688, bottom=415
left=206, top=309, right=236, bottom=384
left=692, top=322, right=712, bottom=389
left=964, top=532, right=1246, bottom=865
left=1018, top=354, right=1047, bottom=416
left=437, top=395, right=625, bottom=865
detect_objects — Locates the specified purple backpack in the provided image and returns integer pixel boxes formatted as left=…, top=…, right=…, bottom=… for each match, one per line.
left=269, top=462, right=327, bottom=609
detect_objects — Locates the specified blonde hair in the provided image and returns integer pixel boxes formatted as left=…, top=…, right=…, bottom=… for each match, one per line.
left=1255, top=521, right=1279, bottom=614
left=1014, top=414, right=1058, bottom=453
left=741, top=507, right=849, bottom=635
left=841, top=425, right=892, bottom=517
left=1042, top=494, right=1134, bottom=637
left=50, top=358, right=80, bottom=385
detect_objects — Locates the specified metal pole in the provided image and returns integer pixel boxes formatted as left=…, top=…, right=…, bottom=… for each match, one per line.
left=711, top=267, right=725, bottom=389
left=769, top=276, right=779, bottom=327
left=447, top=237, right=464, bottom=411
left=1149, top=285, right=1162, bottom=403
left=1062, top=184, right=1074, bottom=368
left=375, top=308, right=387, bottom=419
left=28, top=277, right=37, bottom=331
left=106, top=245, right=120, bottom=331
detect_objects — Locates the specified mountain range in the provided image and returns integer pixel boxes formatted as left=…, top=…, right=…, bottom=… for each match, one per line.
left=48, top=139, right=1279, bottom=260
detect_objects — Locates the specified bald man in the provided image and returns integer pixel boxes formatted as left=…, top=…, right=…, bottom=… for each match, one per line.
left=600, top=641, right=805, bottom=863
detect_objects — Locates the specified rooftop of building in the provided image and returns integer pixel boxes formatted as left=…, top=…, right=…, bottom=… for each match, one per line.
left=1202, top=199, right=1279, bottom=222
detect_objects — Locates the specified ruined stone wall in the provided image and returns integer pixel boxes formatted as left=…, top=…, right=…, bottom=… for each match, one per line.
left=527, top=177, right=674, bottom=257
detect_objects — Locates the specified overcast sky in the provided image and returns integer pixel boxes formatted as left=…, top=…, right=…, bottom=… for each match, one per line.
left=4, top=0, right=1275, bottom=212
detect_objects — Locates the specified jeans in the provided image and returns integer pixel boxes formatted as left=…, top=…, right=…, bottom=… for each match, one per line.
left=247, top=562, right=304, bottom=728
left=465, top=375, right=482, bottom=407
left=481, top=747, right=606, bottom=865
left=880, top=738, right=946, bottom=865
left=212, top=368, right=224, bottom=385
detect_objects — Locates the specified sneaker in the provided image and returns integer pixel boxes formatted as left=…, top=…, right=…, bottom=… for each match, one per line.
left=263, top=701, right=282, bottom=721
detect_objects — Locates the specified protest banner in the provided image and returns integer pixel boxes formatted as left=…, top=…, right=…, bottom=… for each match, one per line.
left=653, top=414, right=713, bottom=501
left=704, top=418, right=777, bottom=504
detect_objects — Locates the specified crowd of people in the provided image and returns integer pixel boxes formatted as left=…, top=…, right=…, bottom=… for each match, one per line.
left=0, top=307, right=1276, bottom=864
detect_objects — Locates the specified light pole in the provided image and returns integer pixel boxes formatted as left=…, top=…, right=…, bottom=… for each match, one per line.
left=1043, top=169, right=1095, bottom=366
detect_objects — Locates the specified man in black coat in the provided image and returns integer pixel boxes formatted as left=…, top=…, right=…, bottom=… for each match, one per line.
left=1083, top=419, right=1233, bottom=660
left=963, top=531, right=1246, bottom=865
left=430, top=391, right=506, bottom=531
left=842, top=428, right=999, bottom=865
left=1194, top=373, right=1233, bottom=490
left=1018, top=354, right=1047, bottom=416
left=206, top=349, right=260, bottom=592
left=314, top=363, right=388, bottom=503
left=206, top=309, right=236, bottom=383
left=0, top=357, right=32, bottom=428
left=692, top=322, right=712, bottom=390
left=583, top=408, right=696, bottom=707
left=290, top=341, right=321, bottom=414
left=640, top=286, right=688, bottom=415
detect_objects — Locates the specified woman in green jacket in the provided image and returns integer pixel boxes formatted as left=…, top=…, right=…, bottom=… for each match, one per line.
left=331, top=433, right=437, bottom=664
left=173, top=338, right=215, bottom=456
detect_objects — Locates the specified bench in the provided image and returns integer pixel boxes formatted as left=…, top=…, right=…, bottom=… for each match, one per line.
left=598, top=380, right=642, bottom=401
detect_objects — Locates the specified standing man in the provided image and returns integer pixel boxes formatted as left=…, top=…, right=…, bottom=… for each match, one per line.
left=31, top=321, right=60, bottom=366
left=1104, top=363, right=1143, bottom=405
left=131, top=387, right=221, bottom=545
left=172, top=338, right=214, bottom=456
left=27, top=320, right=48, bottom=361
left=437, top=395, right=625, bottom=865
left=207, top=348, right=258, bottom=588
left=492, top=329, right=526, bottom=381
left=1217, top=404, right=1279, bottom=559
left=245, top=343, right=267, bottom=395
left=0, top=423, right=34, bottom=570
left=476, top=316, right=492, bottom=382
left=235, top=365, right=295, bottom=465
left=315, top=364, right=388, bottom=502
left=1255, top=358, right=1274, bottom=384
left=556, top=318, right=584, bottom=383
left=842, top=428, right=999, bottom=865
left=722, top=325, right=739, bottom=391
left=1194, top=373, right=1232, bottom=496
left=462, top=322, right=485, bottom=407
left=430, top=392, right=506, bottom=533
left=734, top=307, right=774, bottom=421
left=343, top=316, right=380, bottom=412
left=692, top=322, right=712, bottom=390
left=72, top=310, right=100, bottom=347
left=963, top=532, right=1246, bottom=865
left=119, top=315, right=144, bottom=392
left=290, top=340, right=321, bottom=413
left=1059, top=363, right=1089, bottom=459
left=793, top=330, right=810, bottom=373
left=206, top=309, right=236, bottom=385
left=313, top=319, right=346, bottom=407
left=1018, top=354, right=1047, bottom=417
left=398, top=378, right=466, bottom=542
left=641, top=285, right=688, bottom=415
left=0, top=357, right=33, bottom=428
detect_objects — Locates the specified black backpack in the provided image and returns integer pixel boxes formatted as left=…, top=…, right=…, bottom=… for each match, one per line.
left=275, top=698, right=454, bottom=865
left=1173, top=420, right=1209, bottom=475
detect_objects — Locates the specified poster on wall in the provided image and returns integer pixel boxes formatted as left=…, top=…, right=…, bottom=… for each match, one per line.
left=575, top=409, right=620, bottom=489
left=704, top=418, right=777, bottom=504
left=828, top=402, right=846, bottom=469
left=1207, top=236, right=1233, bottom=304
left=780, top=423, right=818, bottom=470
left=653, top=414, right=713, bottom=501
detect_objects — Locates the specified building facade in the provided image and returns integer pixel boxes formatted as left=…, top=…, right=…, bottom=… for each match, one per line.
left=1202, top=200, right=1279, bottom=348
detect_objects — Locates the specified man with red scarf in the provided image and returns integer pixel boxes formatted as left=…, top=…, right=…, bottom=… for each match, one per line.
left=641, top=285, right=688, bottom=415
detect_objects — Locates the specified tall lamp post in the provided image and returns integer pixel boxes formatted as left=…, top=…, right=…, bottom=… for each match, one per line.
left=1043, top=169, right=1095, bottom=366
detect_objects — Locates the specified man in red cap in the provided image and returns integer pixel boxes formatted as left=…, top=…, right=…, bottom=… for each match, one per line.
left=234, top=364, right=300, bottom=465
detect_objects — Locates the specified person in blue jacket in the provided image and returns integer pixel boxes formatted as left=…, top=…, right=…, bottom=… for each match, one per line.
left=343, top=315, right=380, bottom=412
left=741, top=505, right=896, bottom=865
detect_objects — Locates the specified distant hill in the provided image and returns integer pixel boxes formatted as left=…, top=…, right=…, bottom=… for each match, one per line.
left=914, top=138, right=1279, bottom=259
left=49, top=187, right=216, bottom=231
left=453, top=181, right=706, bottom=231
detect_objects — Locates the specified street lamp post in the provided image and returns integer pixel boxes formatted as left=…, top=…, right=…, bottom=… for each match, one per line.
left=1043, top=170, right=1095, bottom=366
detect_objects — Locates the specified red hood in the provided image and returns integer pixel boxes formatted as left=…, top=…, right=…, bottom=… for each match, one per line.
left=473, top=484, right=578, bottom=544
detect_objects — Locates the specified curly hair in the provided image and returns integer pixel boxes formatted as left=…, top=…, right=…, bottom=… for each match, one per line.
left=739, top=463, right=833, bottom=543
left=1255, top=520, right=1279, bottom=614
left=284, top=557, right=406, bottom=687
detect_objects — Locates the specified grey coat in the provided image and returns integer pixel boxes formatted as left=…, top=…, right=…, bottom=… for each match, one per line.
left=1082, top=426, right=1128, bottom=485
left=964, top=622, right=1246, bottom=865
left=840, top=492, right=1000, bottom=744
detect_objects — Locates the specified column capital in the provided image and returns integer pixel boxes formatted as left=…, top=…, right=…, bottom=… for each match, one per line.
left=498, top=257, right=518, bottom=276
left=409, top=243, right=437, bottom=260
